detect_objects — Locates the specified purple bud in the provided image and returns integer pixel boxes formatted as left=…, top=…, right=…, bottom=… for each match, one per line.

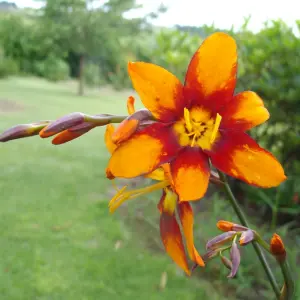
left=40, top=112, right=85, bottom=137
left=228, top=240, right=241, bottom=278
left=0, top=121, right=50, bottom=142
left=206, top=231, right=236, bottom=250
left=220, top=254, right=233, bottom=270
left=202, top=248, right=221, bottom=262
left=239, top=229, right=255, bottom=246
left=68, top=122, right=95, bottom=132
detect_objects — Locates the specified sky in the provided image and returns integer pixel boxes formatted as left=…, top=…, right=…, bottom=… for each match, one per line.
left=8, top=0, right=300, bottom=33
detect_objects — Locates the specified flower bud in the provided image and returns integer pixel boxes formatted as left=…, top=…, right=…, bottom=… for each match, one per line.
left=217, top=220, right=235, bottom=232
left=270, top=233, right=286, bottom=262
left=0, top=121, right=50, bottom=142
left=217, top=220, right=248, bottom=232
left=202, top=248, right=221, bottom=262
left=40, top=112, right=85, bottom=138
left=220, top=253, right=233, bottom=270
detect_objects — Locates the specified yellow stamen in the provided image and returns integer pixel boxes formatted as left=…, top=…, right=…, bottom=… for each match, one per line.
left=111, top=179, right=119, bottom=192
left=210, top=113, right=222, bottom=144
left=184, top=108, right=193, bottom=132
left=191, top=133, right=197, bottom=147
left=187, top=131, right=196, bottom=136
left=109, top=180, right=169, bottom=213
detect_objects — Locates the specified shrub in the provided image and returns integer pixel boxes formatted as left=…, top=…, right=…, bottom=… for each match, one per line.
left=83, top=63, right=102, bottom=87
left=0, top=56, right=19, bottom=78
left=34, top=56, right=69, bottom=82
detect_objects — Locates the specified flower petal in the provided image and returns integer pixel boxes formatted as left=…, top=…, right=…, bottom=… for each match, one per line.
left=239, top=229, right=255, bottom=246
left=107, top=123, right=180, bottom=178
left=171, top=148, right=210, bottom=201
left=112, top=119, right=139, bottom=144
left=206, top=231, right=236, bottom=250
left=185, top=32, right=237, bottom=111
left=178, top=202, right=205, bottom=267
left=112, top=109, right=153, bottom=145
left=209, top=132, right=286, bottom=187
left=146, top=167, right=166, bottom=181
left=128, top=62, right=185, bottom=121
left=220, top=91, right=270, bottom=131
left=105, top=124, right=117, bottom=154
left=160, top=212, right=190, bottom=275
left=228, top=240, right=240, bottom=278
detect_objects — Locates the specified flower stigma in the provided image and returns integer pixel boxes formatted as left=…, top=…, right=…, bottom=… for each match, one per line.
left=174, top=107, right=222, bottom=150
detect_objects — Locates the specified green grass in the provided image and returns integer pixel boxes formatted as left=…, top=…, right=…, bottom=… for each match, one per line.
left=0, top=77, right=226, bottom=300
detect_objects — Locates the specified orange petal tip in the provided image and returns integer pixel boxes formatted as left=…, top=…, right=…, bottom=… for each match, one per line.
left=106, top=168, right=115, bottom=180
left=270, top=233, right=286, bottom=260
left=39, top=128, right=55, bottom=138
left=217, top=220, right=234, bottom=232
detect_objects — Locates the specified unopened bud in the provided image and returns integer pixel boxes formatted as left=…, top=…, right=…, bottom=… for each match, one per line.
left=220, top=253, right=233, bottom=270
left=40, top=112, right=85, bottom=138
left=206, top=231, right=236, bottom=250
left=217, top=220, right=235, bottom=232
left=217, top=220, right=248, bottom=232
left=0, top=121, right=51, bottom=142
left=51, top=122, right=94, bottom=145
left=270, top=233, right=286, bottom=262
left=202, top=248, right=221, bottom=262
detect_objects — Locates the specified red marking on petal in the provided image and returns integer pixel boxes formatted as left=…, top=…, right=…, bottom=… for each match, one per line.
left=160, top=212, right=190, bottom=275
left=208, top=131, right=286, bottom=188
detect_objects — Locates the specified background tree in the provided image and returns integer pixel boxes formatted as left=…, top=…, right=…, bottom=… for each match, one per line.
left=42, top=0, right=150, bottom=95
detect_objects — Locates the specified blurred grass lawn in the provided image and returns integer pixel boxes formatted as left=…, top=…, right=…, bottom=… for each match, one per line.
left=0, top=77, right=227, bottom=300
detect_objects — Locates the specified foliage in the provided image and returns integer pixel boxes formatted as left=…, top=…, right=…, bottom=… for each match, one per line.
left=83, top=62, right=102, bottom=87
left=228, top=21, right=300, bottom=226
left=33, top=56, right=69, bottom=81
left=0, top=50, right=19, bottom=78
left=41, top=0, right=149, bottom=94
left=140, top=29, right=202, bottom=82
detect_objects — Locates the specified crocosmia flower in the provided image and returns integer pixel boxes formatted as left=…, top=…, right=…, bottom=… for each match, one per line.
left=107, top=32, right=286, bottom=201
left=105, top=123, right=204, bottom=275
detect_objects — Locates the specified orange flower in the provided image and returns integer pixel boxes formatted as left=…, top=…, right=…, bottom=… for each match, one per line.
left=107, top=32, right=286, bottom=201
left=105, top=118, right=204, bottom=275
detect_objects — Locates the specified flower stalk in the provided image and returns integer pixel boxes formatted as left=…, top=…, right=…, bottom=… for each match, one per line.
left=217, top=170, right=281, bottom=298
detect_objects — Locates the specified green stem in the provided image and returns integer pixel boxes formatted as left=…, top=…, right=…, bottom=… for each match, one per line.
left=271, top=192, right=280, bottom=230
left=279, top=261, right=295, bottom=300
left=255, top=228, right=295, bottom=299
left=217, top=171, right=281, bottom=299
